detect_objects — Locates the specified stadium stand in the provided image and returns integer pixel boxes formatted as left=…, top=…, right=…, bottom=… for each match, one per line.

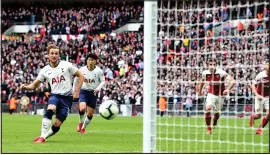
left=1, top=0, right=269, bottom=115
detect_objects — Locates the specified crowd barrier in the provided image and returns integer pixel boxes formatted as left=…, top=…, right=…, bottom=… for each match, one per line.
left=1, top=102, right=255, bottom=117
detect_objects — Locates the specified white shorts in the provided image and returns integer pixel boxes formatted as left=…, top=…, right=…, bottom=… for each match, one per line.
left=254, top=96, right=269, bottom=114
left=206, top=93, right=225, bottom=112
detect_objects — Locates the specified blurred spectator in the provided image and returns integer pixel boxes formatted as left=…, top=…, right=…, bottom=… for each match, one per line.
left=9, top=95, right=19, bottom=114
left=20, top=94, right=30, bottom=114
left=102, top=90, right=111, bottom=102
left=183, top=97, right=193, bottom=117
left=158, top=92, right=167, bottom=117
left=1, top=2, right=144, bottom=35
left=1, top=91, right=8, bottom=103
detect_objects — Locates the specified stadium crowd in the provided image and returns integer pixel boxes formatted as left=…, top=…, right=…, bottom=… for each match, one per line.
left=1, top=2, right=144, bottom=34
left=156, top=0, right=269, bottom=107
left=1, top=0, right=269, bottom=112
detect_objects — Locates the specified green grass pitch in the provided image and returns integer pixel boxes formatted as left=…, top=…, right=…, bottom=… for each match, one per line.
left=1, top=114, right=269, bottom=153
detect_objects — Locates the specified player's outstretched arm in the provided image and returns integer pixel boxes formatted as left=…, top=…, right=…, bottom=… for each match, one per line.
left=21, top=80, right=41, bottom=91
left=198, top=71, right=207, bottom=96
left=250, top=80, right=263, bottom=100
left=198, top=79, right=205, bottom=96
left=73, top=70, right=84, bottom=99
left=223, top=75, right=236, bottom=95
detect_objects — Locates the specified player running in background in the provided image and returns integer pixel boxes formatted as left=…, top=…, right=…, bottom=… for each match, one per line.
left=250, top=61, right=269, bottom=134
left=198, top=59, right=236, bottom=134
left=21, top=44, right=84, bottom=143
left=74, top=53, right=106, bottom=134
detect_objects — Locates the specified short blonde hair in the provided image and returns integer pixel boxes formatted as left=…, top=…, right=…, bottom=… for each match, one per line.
left=47, top=44, right=59, bottom=53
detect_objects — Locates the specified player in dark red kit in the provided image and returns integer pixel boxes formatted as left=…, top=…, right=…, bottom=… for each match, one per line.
left=198, top=59, right=236, bottom=134
left=250, top=62, right=269, bottom=134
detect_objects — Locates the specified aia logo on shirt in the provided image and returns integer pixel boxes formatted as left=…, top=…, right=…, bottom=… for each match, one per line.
left=52, top=75, right=66, bottom=84
left=84, top=78, right=95, bottom=84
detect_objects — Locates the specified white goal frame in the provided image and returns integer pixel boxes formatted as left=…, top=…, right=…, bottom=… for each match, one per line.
left=143, top=1, right=158, bottom=153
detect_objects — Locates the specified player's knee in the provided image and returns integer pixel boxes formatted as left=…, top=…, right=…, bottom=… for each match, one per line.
left=44, top=109, right=54, bottom=120
left=79, top=102, right=86, bottom=110
left=87, top=110, right=94, bottom=116
left=87, top=107, right=95, bottom=115
left=79, top=107, right=86, bottom=112
left=47, top=104, right=56, bottom=111
left=205, top=106, right=211, bottom=111
left=54, top=119, right=63, bottom=127
left=54, top=123, right=61, bottom=128
left=214, top=112, right=220, bottom=115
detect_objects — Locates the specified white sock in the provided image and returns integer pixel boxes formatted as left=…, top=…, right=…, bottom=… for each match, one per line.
left=40, top=118, right=51, bottom=138
left=45, top=125, right=60, bottom=139
left=45, top=128, right=54, bottom=139
left=79, top=114, right=84, bottom=123
left=82, top=116, right=92, bottom=129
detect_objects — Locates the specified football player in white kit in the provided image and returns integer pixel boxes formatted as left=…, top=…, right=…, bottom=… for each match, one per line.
left=21, top=44, right=84, bottom=143
left=198, top=59, right=236, bottom=134
left=73, top=53, right=105, bottom=134
left=250, top=62, right=269, bottom=134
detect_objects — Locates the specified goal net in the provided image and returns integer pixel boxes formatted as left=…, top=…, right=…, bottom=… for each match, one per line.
left=143, top=0, right=269, bottom=153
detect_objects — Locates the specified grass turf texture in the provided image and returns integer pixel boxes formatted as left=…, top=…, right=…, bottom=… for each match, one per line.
left=1, top=114, right=269, bottom=153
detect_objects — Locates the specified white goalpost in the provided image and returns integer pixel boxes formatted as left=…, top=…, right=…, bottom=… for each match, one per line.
left=143, top=1, right=158, bottom=153
left=144, top=0, right=269, bottom=153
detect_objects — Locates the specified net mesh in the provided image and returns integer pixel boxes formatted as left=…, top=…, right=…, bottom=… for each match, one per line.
left=155, top=0, right=269, bottom=153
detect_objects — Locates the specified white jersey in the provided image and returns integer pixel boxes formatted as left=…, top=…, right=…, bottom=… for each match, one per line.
left=76, top=66, right=105, bottom=91
left=253, top=70, right=269, bottom=97
left=36, top=61, right=78, bottom=96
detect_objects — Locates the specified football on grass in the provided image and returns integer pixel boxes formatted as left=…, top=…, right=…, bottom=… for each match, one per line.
left=99, top=100, right=119, bottom=120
